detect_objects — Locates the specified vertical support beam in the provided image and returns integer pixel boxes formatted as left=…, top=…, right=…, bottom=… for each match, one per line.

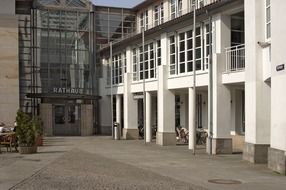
left=123, top=73, right=138, bottom=139
left=156, top=65, right=176, bottom=146
left=116, top=95, right=122, bottom=128
left=180, top=94, right=187, bottom=128
left=269, top=0, right=286, bottom=175
left=146, top=91, right=152, bottom=142
left=188, top=88, right=195, bottom=150
left=244, top=0, right=270, bottom=163
left=208, top=14, right=232, bottom=154
left=160, top=33, right=168, bottom=66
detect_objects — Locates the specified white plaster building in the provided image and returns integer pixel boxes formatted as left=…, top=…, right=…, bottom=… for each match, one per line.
left=97, top=0, right=286, bottom=175
left=0, top=0, right=285, bottom=176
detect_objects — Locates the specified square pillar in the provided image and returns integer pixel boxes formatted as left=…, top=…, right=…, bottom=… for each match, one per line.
left=116, top=94, right=122, bottom=126
left=188, top=88, right=195, bottom=150
left=123, top=73, right=138, bottom=139
left=243, top=0, right=271, bottom=163
left=156, top=65, right=176, bottom=146
left=180, top=94, right=188, bottom=129
left=269, top=0, right=286, bottom=175
left=207, top=14, right=232, bottom=154
left=146, top=91, right=152, bottom=143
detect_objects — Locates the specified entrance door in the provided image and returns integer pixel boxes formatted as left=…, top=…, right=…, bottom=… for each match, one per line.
left=53, top=104, right=81, bottom=136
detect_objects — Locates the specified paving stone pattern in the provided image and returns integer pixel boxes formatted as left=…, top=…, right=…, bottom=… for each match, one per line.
left=12, top=149, right=206, bottom=190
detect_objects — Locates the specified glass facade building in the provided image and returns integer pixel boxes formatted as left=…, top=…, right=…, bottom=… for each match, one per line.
left=16, top=0, right=136, bottom=135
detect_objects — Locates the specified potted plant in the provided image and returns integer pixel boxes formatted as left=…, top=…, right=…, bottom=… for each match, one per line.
left=15, top=110, right=37, bottom=154
left=33, top=117, right=43, bottom=146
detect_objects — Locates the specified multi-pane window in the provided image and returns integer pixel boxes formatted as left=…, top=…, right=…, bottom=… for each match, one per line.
left=178, top=30, right=193, bottom=74
left=169, top=35, right=176, bottom=75
left=266, top=0, right=271, bottom=39
left=195, top=27, right=202, bottom=70
left=149, top=43, right=155, bottom=78
left=204, top=23, right=210, bottom=70
left=112, top=56, right=117, bottom=84
left=112, top=52, right=126, bottom=85
left=157, top=40, right=161, bottom=66
left=145, top=10, right=149, bottom=30
left=140, top=13, right=144, bottom=31
left=140, top=10, right=149, bottom=31
left=154, top=2, right=164, bottom=26
left=123, top=52, right=127, bottom=73
left=139, top=46, right=144, bottom=79
left=169, top=25, right=210, bottom=76
left=118, top=54, right=123, bottom=83
left=197, top=0, right=205, bottom=8
left=132, top=48, right=138, bottom=81
left=170, top=0, right=182, bottom=19
left=231, top=12, right=245, bottom=46
left=133, top=43, right=157, bottom=81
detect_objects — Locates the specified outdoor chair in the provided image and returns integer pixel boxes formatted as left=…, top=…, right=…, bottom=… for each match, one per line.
left=0, top=133, right=18, bottom=152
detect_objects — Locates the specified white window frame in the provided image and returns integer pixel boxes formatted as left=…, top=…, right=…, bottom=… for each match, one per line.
left=203, top=22, right=211, bottom=70
left=132, top=48, right=138, bottom=81
left=265, top=0, right=271, bottom=40
left=112, top=52, right=125, bottom=85
left=169, top=34, right=177, bottom=75
left=154, top=2, right=164, bottom=26
left=194, top=25, right=203, bottom=72
left=170, top=0, right=182, bottom=19
left=139, top=10, right=149, bottom=31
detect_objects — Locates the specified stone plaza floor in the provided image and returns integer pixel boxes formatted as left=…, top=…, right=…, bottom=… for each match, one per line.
left=0, top=136, right=285, bottom=190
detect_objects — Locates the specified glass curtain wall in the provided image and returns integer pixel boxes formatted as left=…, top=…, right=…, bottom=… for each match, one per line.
left=95, top=6, right=136, bottom=50
left=18, top=0, right=94, bottom=114
left=35, top=8, right=93, bottom=95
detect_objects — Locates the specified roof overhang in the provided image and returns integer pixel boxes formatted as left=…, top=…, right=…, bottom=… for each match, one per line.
left=27, top=93, right=101, bottom=100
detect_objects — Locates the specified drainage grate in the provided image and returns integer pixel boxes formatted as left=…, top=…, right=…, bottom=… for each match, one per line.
left=208, top=179, right=242, bottom=185
left=22, top=158, right=41, bottom=162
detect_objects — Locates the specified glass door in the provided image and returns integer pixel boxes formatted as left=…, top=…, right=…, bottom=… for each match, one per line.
left=54, top=105, right=66, bottom=135
left=53, top=104, right=81, bottom=136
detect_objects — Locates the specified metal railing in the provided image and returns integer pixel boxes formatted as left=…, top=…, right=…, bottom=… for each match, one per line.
left=225, top=44, right=245, bottom=72
left=99, top=0, right=219, bottom=50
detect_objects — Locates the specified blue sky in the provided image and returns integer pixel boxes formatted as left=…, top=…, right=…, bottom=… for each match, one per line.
left=92, top=0, right=144, bottom=8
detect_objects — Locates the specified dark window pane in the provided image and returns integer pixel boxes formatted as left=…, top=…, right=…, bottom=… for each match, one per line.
left=180, top=63, right=185, bottom=73
left=180, top=52, right=185, bottom=62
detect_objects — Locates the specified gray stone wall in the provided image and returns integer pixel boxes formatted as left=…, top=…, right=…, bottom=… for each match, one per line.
left=243, top=142, right=270, bottom=163
left=0, top=15, right=19, bottom=126
left=212, top=138, right=233, bottom=154
left=0, top=0, right=15, bottom=15
left=268, top=147, right=286, bottom=175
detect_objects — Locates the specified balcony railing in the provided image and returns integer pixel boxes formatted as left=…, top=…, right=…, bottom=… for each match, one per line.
left=100, top=0, right=219, bottom=50
left=225, top=44, right=245, bottom=72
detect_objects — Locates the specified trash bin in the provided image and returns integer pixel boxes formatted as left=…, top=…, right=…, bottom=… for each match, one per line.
left=114, top=122, right=120, bottom=140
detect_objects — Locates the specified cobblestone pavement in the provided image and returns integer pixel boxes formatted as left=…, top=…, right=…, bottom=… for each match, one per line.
left=11, top=149, right=204, bottom=190
left=1, top=136, right=286, bottom=190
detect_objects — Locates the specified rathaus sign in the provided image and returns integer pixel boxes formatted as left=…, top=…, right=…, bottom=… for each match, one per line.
left=53, top=88, right=83, bottom=94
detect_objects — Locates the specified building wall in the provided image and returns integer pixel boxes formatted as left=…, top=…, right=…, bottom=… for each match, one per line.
left=136, top=0, right=217, bottom=33
left=0, top=0, right=19, bottom=126
left=0, top=0, right=15, bottom=15
left=244, top=0, right=271, bottom=145
left=98, top=1, right=245, bottom=146
left=271, top=0, right=286, bottom=152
